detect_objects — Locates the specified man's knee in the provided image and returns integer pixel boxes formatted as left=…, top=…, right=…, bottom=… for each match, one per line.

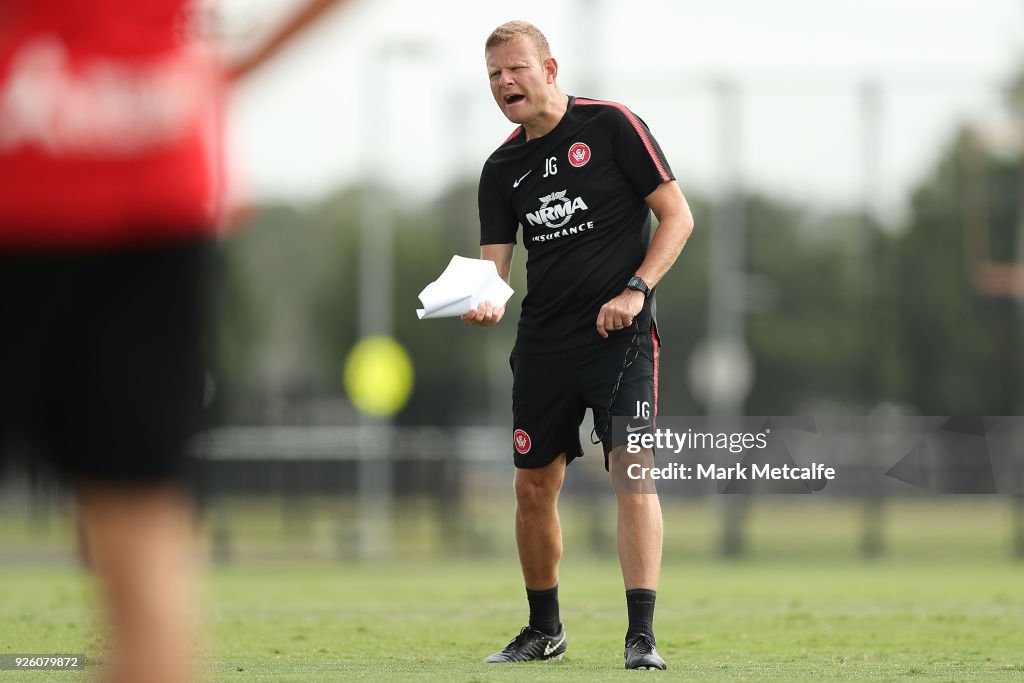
left=514, top=454, right=566, bottom=510
left=607, top=446, right=658, bottom=495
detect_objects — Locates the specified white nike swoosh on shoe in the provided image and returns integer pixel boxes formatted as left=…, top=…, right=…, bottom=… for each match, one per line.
left=625, top=422, right=649, bottom=433
left=513, top=170, right=532, bottom=188
left=543, top=632, right=566, bottom=656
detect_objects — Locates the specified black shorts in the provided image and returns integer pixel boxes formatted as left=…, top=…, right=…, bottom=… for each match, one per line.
left=0, top=238, right=213, bottom=486
left=509, top=324, right=660, bottom=469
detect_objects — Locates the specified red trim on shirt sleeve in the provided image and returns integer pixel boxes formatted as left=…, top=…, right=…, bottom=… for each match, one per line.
left=575, top=98, right=671, bottom=183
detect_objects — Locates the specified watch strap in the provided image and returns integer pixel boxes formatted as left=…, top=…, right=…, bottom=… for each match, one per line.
left=627, top=276, right=650, bottom=298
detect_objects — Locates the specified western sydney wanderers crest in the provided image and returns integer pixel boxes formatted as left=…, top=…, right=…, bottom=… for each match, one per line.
left=514, top=429, right=532, bottom=455
left=568, top=142, right=591, bottom=167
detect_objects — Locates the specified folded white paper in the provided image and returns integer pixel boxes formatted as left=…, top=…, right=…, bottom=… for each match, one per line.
left=416, top=255, right=514, bottom=320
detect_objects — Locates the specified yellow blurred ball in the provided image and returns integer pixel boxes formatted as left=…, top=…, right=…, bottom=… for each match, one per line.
left=344, top=336, right=414, bottom=417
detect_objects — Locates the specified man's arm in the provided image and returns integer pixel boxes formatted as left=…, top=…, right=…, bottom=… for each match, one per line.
left=463, top=243, right=514, bottom=326
left=225, top=0, right=350, bottom=83
left=595, top=180, right=693, bottom=338
left=635, top=180, right=694, bottom=288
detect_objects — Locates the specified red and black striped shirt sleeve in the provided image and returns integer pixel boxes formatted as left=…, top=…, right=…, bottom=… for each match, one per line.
left=575, top=98, right=674, bottom=199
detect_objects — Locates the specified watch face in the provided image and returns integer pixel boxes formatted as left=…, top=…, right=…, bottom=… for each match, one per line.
left=629, top=277, right=649, bottom=294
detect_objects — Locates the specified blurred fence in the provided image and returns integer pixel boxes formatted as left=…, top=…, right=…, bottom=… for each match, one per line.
left=4, top=425, right=1022, bottom=564
left=194, top=422, right=1024, bottom=561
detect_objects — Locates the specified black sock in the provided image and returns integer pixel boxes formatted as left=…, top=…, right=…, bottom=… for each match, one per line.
left=526, top=585, right=561, bottom=636
left=625, top=588, right=657, bottom=638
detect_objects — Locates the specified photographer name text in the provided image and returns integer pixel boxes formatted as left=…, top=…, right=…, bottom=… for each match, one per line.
left=627, top=462, right=836, bottom=481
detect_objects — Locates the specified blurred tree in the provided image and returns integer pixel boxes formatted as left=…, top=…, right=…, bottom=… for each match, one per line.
left=217, top=166, right=1024, bottom=425
left=213, top=183, right=522, bottom=426
left=743, top=196, right=880, bottom=413
left=214, top=196, right=362, bottom=423
left=893, top=129, right=1024, bottom=414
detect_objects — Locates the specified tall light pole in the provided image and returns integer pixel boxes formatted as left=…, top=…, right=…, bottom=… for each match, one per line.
left=859, top=80, right=887, bottom=558
left=354, top=38, right=433, bottom=560
left=709, top=79, right=753, bottom=557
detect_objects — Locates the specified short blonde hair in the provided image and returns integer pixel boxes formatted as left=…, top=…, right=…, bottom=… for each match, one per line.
left=485, top=21, right=552, bottom=61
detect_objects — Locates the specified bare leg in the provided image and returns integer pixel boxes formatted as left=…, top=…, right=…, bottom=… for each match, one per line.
left=78, top=485, right=197, bottom=683
left=514, top=454, right=567, bottom=589
left=608, top=447, right=663, bottom=590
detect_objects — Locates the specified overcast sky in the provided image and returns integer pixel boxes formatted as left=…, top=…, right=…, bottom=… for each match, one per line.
left=223, top=0, right=1024, bottom=222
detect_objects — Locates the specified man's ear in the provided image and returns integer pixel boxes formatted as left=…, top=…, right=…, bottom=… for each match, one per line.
left=544, top=56, right=559, bottom=83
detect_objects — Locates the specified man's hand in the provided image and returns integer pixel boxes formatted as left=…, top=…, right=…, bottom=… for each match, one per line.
left=596, top=289, right=644, bottom=338
left=463, top=300, right=506, bottom=327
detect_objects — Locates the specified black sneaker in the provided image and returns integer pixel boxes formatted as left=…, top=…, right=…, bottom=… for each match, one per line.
left=484, top=625, right=567, bottom=663
left=624, top=632, right=666, bottom=670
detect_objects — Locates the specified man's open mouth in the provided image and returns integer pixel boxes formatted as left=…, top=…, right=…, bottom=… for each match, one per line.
left=504, top=94, right=525, bottom=105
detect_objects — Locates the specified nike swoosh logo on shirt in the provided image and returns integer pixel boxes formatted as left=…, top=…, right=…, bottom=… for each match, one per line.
left=543, top=632, right=566, bottom=656
left=512, top=170, right=532, bottom=188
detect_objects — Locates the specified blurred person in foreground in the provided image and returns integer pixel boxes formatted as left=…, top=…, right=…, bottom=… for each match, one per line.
left=0, top=1, right=345, bottom=681
left=463, top=20, right=694, bottom=671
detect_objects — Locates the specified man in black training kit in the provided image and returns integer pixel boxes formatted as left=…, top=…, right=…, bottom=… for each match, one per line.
left=463, top=20, right=694, bottom=670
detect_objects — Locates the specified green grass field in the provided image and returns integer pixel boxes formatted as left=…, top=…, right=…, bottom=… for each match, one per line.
left=1, top=499, right=1023, bottom=681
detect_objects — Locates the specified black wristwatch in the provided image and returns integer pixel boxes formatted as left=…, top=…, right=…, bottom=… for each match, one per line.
left=626, top=275, right=650, bottom=299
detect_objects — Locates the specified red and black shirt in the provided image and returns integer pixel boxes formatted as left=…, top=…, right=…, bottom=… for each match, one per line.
left=479, top=96, right=675, bottom=353
left=0, top=0, right=224, bottom=248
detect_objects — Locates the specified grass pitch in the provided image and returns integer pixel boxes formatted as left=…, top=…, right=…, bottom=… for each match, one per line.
left=1, top=556, right=1022, bottom=681
left=2, top=498, right=1023, bottom=680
